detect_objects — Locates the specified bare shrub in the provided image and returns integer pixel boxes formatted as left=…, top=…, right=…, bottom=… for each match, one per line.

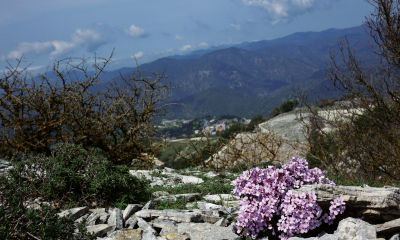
left=296, top=0, right=400, bottom=184
left=0, top=50, right=184, bottom=169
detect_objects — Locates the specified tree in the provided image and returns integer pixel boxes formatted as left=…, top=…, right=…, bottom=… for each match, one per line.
left=296, top=0, right=400, bottom=183
left=280, top=99, right=298, bottom=113
left=242, top=114, right=267, bottom=132
left=270, top=107, right=280, bottom=118
left=0, top=50, right=185, bottom=169
left=219, top=122, right=242, bottom=139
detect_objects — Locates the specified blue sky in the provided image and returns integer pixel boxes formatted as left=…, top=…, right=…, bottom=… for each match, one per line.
left=0, top=0, right=374, bottom=73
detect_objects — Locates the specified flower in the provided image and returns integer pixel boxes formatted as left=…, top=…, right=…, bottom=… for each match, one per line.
left=233, top=157, right=345, bottom=240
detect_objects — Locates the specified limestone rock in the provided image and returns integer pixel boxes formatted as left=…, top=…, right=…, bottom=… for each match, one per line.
left=108, top=208, right=124, bottom=229
left=177, top=222, right=240, bottom=240
left=291, top=184, right=400, bottom=222
left=123, top=204, right=143, bottom=221
left=57, top=206, right=88, bottom=221
left=375, top=218, right=400, bottom=235
left=333, top=217, right=376, bottom=240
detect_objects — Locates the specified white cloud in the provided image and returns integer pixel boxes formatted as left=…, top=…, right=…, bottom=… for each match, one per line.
left=242, top=0, right=338, bottom=23
left=124, top=24, right=147, bottom=38
left=175, top=34, right=183, bottom=40
left=72, top=29, right=101, bottom=44
left=49, top=41, right=75, bottom=57
left=5, top=41, right=53, bottom=59
left=3, top=28, right=109, bottom=60
left=27, top=65, right=46, bottom=71
left=179, top=45, right=192, bottom=52
left=71, top=28, right=106, bottom=51
left=131, top=51, right=144, bottom=59
left=198, top=42, right=208, bottom=48
left=271, top=19, right=280, bottom=25
left=230, top=23, right=241, bottom=31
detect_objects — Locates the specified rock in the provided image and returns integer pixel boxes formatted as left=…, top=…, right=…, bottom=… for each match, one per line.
left=107, top=207, right=124, bottom=234
left=160, top=224, right=179, bottom=238
left=153, top=191, right=170, bottom=197
left=74, top=213, right=90, bottom=228
left=204, top=171, right=218, bottom=178
left=84, top=224, right=114, bottom=236
left=375, top=218, right=400, bottom=235
left=214, top=217, right=228, bottom=227
left=28, top=191, right=241, bottom=239
left=167, top=233, right=189, bottom=240
left=177, top=175, right=204, bottom=185
left=141, top=229, right=159, bottom=240
left=291, top=184, right=400, bottom=222
left=318, top=234, right=338, bottom=240
left=123, top=204, right=143, bottom=221
left=23, top=197, right=51, bottom=211
left=138, top=217, right=158, bottom=235
left=86, top=212, right=100, bottom=226
left=57, top=206, right=88, bottom=221
left=288, top=238, right=316, bottom=240
left=109, top=229, right=143, bottom=239
left=90, top=208, right=109, bottom=224
left=152, top=193, right=202, bottom=203
left=143, top=200, right=155, bottom=210
left=390, top=233, right=400, bottom=240
left=177, top=222, right=240, bottom=240
left=202, top=194, right=238, bottom=202
left=125, top=215, right=138, bottom=229
left=333, top=217, right=376, bottom=240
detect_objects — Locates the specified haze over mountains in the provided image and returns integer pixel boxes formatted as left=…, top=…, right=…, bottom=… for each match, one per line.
left=21, top=24, right=378, bottom=121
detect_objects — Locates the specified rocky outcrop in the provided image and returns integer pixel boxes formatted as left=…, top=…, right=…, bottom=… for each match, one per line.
left=201, top=113, right=310, bottom=170
left=22, top=193, right=242, bottom=240
left=291, top=184, right=400, bottom=223
left=3, top=160, right=400, bottom=239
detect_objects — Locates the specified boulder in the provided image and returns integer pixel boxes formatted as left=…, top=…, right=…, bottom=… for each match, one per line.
left=333, top=217, right=376, bottom=240
left=291, top=184, right=400, bottom=223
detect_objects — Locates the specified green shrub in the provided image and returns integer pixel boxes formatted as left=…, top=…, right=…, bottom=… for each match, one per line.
left=270, top=107, right=280, bottom=118
left=0, top=173, right=96, bottom=240
left=244, top=114, right=267, bottom=132
left=9, top=141, right=152, bottom=207
left=0, top=141, right=153, bottom=239
left=279, top=99, right=299, bottom=113
left=220, top=122, right=242, bottom=139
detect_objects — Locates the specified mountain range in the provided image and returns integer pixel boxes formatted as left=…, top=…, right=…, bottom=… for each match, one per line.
left=9, top=24, right=379, bottom=121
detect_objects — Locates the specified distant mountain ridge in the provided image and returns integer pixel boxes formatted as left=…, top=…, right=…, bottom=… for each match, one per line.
left=17, top=24, right=377, bottom=120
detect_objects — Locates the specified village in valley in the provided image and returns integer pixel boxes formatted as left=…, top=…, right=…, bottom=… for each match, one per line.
left=156, top=117, right=252, bottom=139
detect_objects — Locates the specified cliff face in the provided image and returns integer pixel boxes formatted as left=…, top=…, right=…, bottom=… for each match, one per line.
left=202, top=112, right=311, bottom=170
left=259, top=111, right=309, bottom=143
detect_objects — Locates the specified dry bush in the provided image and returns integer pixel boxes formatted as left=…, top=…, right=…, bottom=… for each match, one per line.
left=0, top=50, right=184, bottom=169
left=295, top=0, right=400, bottom=184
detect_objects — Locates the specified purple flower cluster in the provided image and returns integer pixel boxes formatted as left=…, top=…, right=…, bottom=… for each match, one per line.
left=278, top=190, right=322, bottom=239
left=231, top=157, right=346, bottom=240
left=322, top=198, right=346, bottom=225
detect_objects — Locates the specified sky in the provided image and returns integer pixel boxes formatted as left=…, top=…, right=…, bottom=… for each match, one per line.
left=0, top=0, right=375, bottom=73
